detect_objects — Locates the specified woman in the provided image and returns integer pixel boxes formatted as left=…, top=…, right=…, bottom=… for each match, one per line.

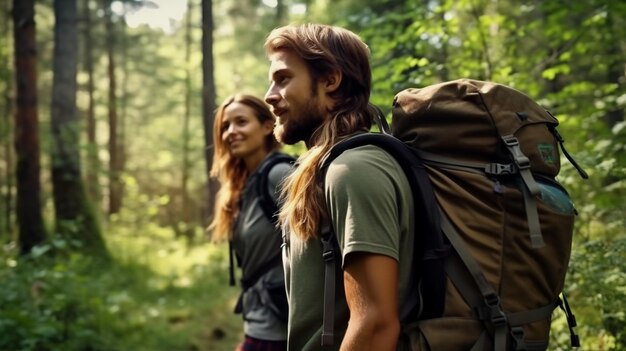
left=210, top=94, right=291, bottom=351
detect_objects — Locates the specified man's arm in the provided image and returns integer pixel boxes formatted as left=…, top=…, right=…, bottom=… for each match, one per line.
left=340, top=252, right=400, bottom=351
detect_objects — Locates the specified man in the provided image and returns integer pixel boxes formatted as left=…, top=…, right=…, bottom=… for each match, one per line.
left=264, top=23, right=418, bottom=351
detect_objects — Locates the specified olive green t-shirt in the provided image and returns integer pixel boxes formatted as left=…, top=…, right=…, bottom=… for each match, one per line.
left=283, top=145, right=417, bottom=350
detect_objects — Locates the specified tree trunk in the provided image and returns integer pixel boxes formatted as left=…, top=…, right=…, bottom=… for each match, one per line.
left=12, top=0, right=46, bottom=253
left=604, top=8, right=624, bottom=129
left=104, top=0, right=121, bottom=216
left=601, top=7, right=624, bottom=190
left=51, top=0, right=107, bottom=256
left=201, top=0, right=218, bottom=227
left=119, top=15, right=127, bottom=208
left=82, top=0, right=100, bottom=203
left=181, top=0, right=193, bottom=238
left=275, top=0, right=286, bottom=25
left=2, top=0, right=14, bottom=236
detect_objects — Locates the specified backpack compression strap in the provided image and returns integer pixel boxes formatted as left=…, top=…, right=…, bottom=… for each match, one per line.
left=501, top=135, right=544, bottom=248
left=442, top=211, right=572, bottom=350
left=547, top=125, right=589, bottom=179
left=558, top=293, right=581, bottom=347
left=439, top=212, right=509, bottom=351
left=233, top=253, right=284, bottom=315
left=368, top=103, right=391, bottom=134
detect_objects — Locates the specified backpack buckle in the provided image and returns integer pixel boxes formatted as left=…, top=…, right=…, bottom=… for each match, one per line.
left=485, top=163, right=515, bottom=175
left=510, top=326, right=527, bottom=350
left=485, top=293, right=507, bottom=327
left=502, top=135, right=531, bottom=170
left=322, top=249, right=335, bottom=262
left=321, top=233, right=336, bottom=262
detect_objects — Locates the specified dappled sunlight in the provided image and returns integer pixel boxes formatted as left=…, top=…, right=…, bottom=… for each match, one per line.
left=2, top=0, right=624, bottom=349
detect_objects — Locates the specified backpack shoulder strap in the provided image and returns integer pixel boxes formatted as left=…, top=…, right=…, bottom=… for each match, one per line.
left=256, top=152, right=296, bottom=224
left=325, top=134, right=449, bottom=317
left=318, top=133, right=449, bottom=346
left=228, top=152, right=294, bottom=289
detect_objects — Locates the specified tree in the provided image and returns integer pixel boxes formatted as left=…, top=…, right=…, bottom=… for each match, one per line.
left=12, top=0, right=46, bottom=253
left=201, top=0, right=218, bottom=226
left=50, top=0, right=107, bottom=255
left=103, top=0, right=122, bottom=216
left=82, top=0, right=100, bottom=203
left=1, top=0, right=14, bottom=236
left=180, top=0, right=194, bottom=237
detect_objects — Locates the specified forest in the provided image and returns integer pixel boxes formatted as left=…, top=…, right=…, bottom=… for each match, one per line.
left=0, top=0, right=624, bottom=350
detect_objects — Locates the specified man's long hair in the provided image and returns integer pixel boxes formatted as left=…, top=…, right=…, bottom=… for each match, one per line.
left=265, top=24, right=372, bottom=241
left=209, top=94, right=280, bottom=240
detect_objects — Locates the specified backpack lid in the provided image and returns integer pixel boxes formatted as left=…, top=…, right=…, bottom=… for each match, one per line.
left=391, top=79, right=559, bottom=166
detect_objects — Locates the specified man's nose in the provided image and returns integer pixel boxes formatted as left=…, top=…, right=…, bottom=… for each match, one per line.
left=264, top=85, right=279, bottom=106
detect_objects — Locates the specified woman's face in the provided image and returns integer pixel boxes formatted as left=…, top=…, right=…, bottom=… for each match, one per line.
left=221, top=102, right=273, bottom=160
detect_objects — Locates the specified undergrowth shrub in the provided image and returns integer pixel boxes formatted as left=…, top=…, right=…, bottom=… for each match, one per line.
left=0, top=223, right=239, bottom=351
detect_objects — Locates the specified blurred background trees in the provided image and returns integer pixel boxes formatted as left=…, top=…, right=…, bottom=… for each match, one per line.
left=0, top=0, right=624, bottom=349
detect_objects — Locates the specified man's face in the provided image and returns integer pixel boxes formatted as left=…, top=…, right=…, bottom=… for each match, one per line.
left=265, top=50, right=327, bottom=146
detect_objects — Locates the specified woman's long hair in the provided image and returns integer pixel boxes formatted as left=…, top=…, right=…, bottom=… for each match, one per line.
left=209, top=94, right=280, bottom=241
left=265, top=24, right=373, bottom=241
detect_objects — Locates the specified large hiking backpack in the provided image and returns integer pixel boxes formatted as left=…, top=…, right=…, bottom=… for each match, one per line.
left=320, top=79, right=587, bottom=350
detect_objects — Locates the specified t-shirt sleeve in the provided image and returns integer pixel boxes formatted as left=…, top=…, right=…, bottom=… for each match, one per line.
left=324, top=146, right=404, bottom=266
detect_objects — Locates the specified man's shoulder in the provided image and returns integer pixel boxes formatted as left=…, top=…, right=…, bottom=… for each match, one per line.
left=329, top=144, right=403, bottom=173
left=325, top=144, right=408, bottom=190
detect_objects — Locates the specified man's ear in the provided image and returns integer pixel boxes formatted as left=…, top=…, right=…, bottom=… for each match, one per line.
left=323, top=69, right=342, bottom=93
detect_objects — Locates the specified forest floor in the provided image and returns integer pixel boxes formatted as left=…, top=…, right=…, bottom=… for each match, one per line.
left=0, top=220, right=247, bottom=351
left=192, top=293, right=242, bottom=351
left=103, top=223, right=246, bottom=351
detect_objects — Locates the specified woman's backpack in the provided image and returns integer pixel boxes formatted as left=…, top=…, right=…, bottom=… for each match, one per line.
left=229, top=152, right=295, bottom=321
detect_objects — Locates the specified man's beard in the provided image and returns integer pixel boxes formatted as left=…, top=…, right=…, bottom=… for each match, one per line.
left=274, top=98, right=326, bottom=145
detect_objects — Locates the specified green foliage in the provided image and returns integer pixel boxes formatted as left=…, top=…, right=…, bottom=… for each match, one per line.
left=0, top=225, right=241, bottom=351
left=0, top=250, right=113, bottom=350
left=564, top=236, right=626, bottom=350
